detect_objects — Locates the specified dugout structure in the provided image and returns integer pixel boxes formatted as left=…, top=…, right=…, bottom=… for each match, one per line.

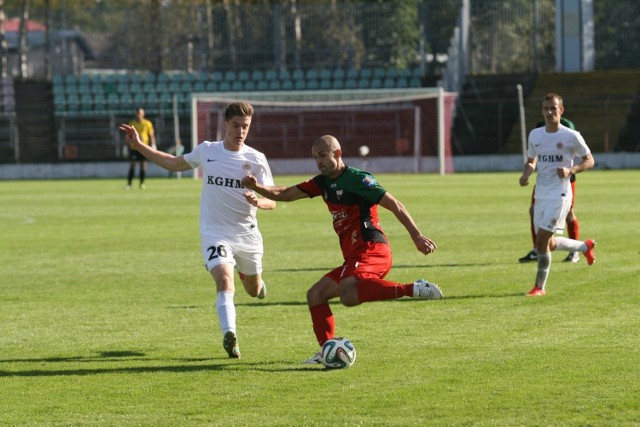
left=191, top=88, right=457, bottom=175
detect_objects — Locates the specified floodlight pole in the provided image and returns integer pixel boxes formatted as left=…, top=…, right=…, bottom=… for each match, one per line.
left=437, top=87, right=445, bottom=176
left=517, top=84, right=527, bottom=163
left=173, top=94, right=182, bottom=179
left=413, top=105, right=421, bottom=173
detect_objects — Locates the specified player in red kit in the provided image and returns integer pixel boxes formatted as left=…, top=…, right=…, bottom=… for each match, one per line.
left=242, top=135, right=443, bottom=364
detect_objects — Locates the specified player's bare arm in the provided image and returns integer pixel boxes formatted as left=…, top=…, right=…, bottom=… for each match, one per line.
left=241, top=175, right=307, bottom=202
left=119, top=124, right=190, bottom=172
left=519, top=157, right=536, bottom=186
left=243, top=191, right=276, bottom=210
left=558, top=152, right=595, bottom=178
left=378, top=192, right=437, bottom=255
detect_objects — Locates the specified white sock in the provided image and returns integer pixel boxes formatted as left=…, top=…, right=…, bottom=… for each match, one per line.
left=555, top=237, right=585, bottom=252
left=216, top=291, right=236, bottom=334
left=535, top=252, right=551, bottom=290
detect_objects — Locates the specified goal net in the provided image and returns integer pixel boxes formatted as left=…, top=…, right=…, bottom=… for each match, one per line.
left=191, top=88, right=457, bottom=176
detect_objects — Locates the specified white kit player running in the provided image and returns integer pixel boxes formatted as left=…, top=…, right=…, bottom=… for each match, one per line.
left=119, top=101, right=275, bottom=358
left=519, top=93, right=596, bottom=296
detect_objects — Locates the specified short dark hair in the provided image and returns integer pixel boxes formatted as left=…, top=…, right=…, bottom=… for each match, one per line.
left=225, top=101, right=254, bottom=121
left=543, top=93, right=563, bottom=106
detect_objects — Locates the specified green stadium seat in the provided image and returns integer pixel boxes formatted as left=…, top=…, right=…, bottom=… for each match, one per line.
left=210, top=71, right=223, bottom=81
left=237, top=70, right=250, bottom=81
left=66, top=94, right=81, bottom=113
left=251, top=70, right=264, bottom=81
left=193, top=81, right=205, bottom=92
left=180, top=81, right=193, bottom=93
left=373, top=67, right=386, bottom=79
left=244, top=80, right=256, bottom=91
left=319, top=79, right=332, bottom=90
left=409, top=77, right=421, bottom=87
left=65, top=84, right=79, bottom=95
left=53, top=92, right=66, bottom=111
left=383, top=77, right=396, bottom=88
left=278, top=70, right=291, bottom=80
left=93, top=93, right=106, bottom=112
left=206, top=81, right=218, bottom=91
left=333, top=69, right=345, bottom=80
left=359, top=68, right=372, bottom=79
left=265, top=70, right=278, bottom=81
left=395, top=77, right=408, bottom=88
left=282, top=80, right=294, bottom=90
left=294, top=80, right=306, bottom=90
left=304, top=69, right=317, bottom=80
left=143, top=73, right=156, bottom=85
left=218, top=81, right=232, bottom=91
left=306, top=79, right=319, bottom=90
left=370, top=77, right=383, bottom=88
left=357, top=78, right=370, bottom=89
left=256, top=80, right=269, bottom=91
left=345, top=78, right=357, bottom=89
left=106, top=93, right=119, bottom=110
left=80, top=93, right=94, bottom=109
left=64, top=75, right=78, bottom=85
left=116, top=83, right=129, bottom=94
left=268, top=80, right=281, bottom=90
left=291, top=68, right=305, bottom=80
left=332, top=79, right=345, bottom=90
left=224, top=71, right=237, bottom=81
left=157, top=73, right=171, bottom=84
left=319, top=68, right=332, bottom=80
left=52, top=83, right=65, bottom=96
left=231, top=81, right=243, bottom=91
left=130, top=82, right=143, bottom=94
left=346, top=68, right=358, bottom=79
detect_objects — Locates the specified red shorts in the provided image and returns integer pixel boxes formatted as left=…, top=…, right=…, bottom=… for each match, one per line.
left=324, top=241, right=392, bottom=284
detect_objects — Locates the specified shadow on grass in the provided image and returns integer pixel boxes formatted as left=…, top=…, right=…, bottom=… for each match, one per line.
left=0, top=351, right=325, bottom=377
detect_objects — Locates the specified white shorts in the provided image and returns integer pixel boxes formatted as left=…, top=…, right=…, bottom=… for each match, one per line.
left=200, top=231, right=264, bottom=275
left=534, top=197, right=571, bottom=234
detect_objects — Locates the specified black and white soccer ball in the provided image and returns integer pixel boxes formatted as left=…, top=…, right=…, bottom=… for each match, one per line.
left=320, top=337, right=356, bottom=369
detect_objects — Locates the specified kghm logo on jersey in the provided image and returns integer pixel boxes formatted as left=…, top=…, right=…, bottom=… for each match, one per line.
left=556, top=142, right=564, bottom=150
left=242, top=162, right=253, bottom=176
left=538, top=154, right=563, bottom=162
left=207, top=175, right=243, bottom=188
left=362, top=175, right=376, bottom=187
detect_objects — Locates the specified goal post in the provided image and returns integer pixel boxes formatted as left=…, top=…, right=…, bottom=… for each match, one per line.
left=190, top=88, right=457, bottom=176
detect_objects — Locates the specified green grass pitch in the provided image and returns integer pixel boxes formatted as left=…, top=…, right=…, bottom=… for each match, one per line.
left=1, top=170, right=639, bottom=426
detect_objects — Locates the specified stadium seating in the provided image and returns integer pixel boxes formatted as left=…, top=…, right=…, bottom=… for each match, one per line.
left=51, top=66, right=424, bottom=117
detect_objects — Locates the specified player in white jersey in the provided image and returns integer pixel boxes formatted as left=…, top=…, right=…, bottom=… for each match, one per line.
left=119, top=101, right=275, bottom=357
left=519, top=93, right=596, bottom=296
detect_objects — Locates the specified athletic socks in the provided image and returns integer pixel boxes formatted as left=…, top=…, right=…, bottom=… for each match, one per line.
left=356, top=278, right=412, bottom=302
left=309, top=304, right=335, bottom=347
left=555, top=236, right=586, bottom=252
left=535, top=252, right=551, bottom=290
left=216, top=290, right=236, bottom=334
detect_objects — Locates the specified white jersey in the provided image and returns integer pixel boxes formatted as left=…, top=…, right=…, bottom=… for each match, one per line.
left=527, top=125, right=590, bottom=200
left=184, top=140, right=274, bottom=237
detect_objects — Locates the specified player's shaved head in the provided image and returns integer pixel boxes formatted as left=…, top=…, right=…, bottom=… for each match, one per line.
left=313, top=135, right=341, bottom=152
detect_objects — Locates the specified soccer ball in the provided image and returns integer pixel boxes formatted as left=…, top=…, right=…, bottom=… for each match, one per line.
left=320, top=337, right=356, bottom=369
left=358, top=145, right=370, bottom=156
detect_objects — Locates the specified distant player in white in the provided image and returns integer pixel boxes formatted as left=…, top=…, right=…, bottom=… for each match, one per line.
left=519, top=93, right=596, bottom=296
left=119, top=102, right=275, bottom=357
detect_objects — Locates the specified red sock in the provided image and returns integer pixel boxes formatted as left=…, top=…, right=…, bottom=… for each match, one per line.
left=356, top=278, right=412, bottom=302
left=309, top=304, right=335, bottom=346
left=567, top=218, right=579, bottom=240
